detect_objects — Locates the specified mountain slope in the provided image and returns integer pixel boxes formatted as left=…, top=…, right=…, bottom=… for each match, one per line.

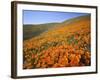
left=23, top=23, right=60, bottom=40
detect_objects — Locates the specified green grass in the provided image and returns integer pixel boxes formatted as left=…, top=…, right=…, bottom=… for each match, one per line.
left=23, top=23, right=59, bottom=40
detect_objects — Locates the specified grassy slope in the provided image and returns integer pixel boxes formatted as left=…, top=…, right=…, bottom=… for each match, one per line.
left=23, top=23, right=60, bottom=40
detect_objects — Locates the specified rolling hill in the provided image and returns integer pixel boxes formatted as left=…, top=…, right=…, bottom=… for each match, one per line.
left=23, top=23, right=60, bottom=40
left=23, top=15, right=90, bottom=40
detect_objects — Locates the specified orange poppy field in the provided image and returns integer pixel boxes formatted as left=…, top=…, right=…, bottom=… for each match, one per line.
left=23, top=15, right=91, bottom=69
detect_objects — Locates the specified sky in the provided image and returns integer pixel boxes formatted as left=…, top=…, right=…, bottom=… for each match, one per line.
left=23, top=10, right=89, bottom=25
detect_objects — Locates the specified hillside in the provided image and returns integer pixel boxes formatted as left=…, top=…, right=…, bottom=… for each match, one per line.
left=23, top=23, right=60, bottom=40
left=23, top=15, right=91, bottom=69
left=23, top=15, right=90, bottom=40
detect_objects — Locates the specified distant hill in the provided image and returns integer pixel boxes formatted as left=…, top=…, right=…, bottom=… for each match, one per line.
left=23, top=23, right=60, bottom=40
